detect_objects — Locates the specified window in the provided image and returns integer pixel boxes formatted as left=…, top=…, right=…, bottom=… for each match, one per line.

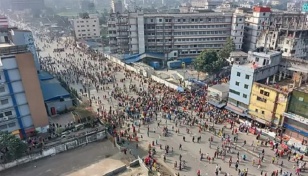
left=0, top=99, right=8, bottom=105
left=0, top=86, right=4, bottom=93
left=257, top=96, right=267, bottom=103
left=255, top=109, right=258, bottom=112
left=244, top=84, right=249, bottom=89
left=245, top=75, right=250, bottom=79
left=151, top=19, right=154, bottom=22
left=4, top=111, right=12, bottom=116
left=260, top=90, right=264, bottom=94
left=264, top=91, right=270, bottom=96
left=0, top=113, right=3, bottom=118
left=243, top=94, right=247, bottom=98
left=159, top=19, right=162, bottom=22
left=237, top=72, right=241, bottom=77
left=261, top=111, right=265, bottom=115
left=229, top=89, right=240, bottom=95
left=235, top=82, right=240, bottom=86
left=255, top=57, right=259, bottom=62
left=93, top=25, right=95, bottom=27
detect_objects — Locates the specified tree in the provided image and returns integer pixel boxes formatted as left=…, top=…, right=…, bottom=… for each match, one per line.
left=218, top=37, right=235, bottom=59
left=194, top=50, right=226, bottom=79
left=0, top=132, right=27, bottom=163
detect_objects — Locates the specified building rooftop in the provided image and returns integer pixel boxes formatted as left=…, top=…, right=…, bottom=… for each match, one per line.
left=40, top=81, right=70, bottom=102
left=263, top=79, right=294, bottom=94
left=230, top=51, right=248, bottom=57
left=38, top=71, right=54, bottom=81
left=210, top=83, right=229, bottom=93
left=249, top=50, right=281, bottom=58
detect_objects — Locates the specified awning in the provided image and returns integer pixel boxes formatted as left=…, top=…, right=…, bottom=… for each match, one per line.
left=208, top=100, right=226, bottom=109
left=254, top=117, right=269, bottom=125
left=225, top=103, right=250, bottom=117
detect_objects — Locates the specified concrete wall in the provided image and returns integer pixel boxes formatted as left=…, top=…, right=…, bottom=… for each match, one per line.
left=103, top=165, right=127, bottom=176
left=0, top=130, right=107, bottom=172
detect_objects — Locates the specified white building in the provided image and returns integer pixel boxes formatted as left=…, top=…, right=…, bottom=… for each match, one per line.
left=226, top=49, right=282, bottom=116
left=242, top=6, right=271, bottom=52
left=108, top=10, right=245, bottom=57
left=72, top=14, right=100, bottom=40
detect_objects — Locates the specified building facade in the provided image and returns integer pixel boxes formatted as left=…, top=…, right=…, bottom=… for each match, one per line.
left=249, top=82, right=289, bottom=127
left=242, top=6, right=271, bottom=52
left=72, top=14, right=100, bottom=40
left=256, top=11, right=308, bottom=59
left=242, top=6, right=308, bottom=59
left=284, top=89, right=308, bottom=140
left=10, top=29, right=40, bottom=70
left=108, top=10, right=244, bottom=57
left=0, top=45, right=48, bottom=138
left=111, top=0, right=124, bottom=13
left=226, top=50, right=282, bottom=116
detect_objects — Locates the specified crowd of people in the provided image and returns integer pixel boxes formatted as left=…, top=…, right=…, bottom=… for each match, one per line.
left=34, top=32, right=307, bottom=176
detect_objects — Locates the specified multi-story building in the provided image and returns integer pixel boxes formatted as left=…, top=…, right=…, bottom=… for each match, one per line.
left=248, top=82, right=290, bottom=127
left=0, top=44, right=48, bottom=138
left=242, top=6, right=271, bottom=52
left=108, top=10, right=245, bottom=57
left=72, top=14, right=100, bottom=40
left=226, top=49, right=282, bottom=117
left=283, top=66, right=308, bottom=140
left=243, top=6, right=308, bottom=59
left=112, top=0, right=124, bottom=13
left=257, top=12, right=308, bottom=59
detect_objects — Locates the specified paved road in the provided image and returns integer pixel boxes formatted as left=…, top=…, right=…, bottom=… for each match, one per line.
left=34, top=36, right=304, bottom=176
left=0, top=140, right=118, bottom=176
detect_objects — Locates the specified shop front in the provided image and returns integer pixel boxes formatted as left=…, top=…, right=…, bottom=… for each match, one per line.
left=283, top=112, right=308, bottom=141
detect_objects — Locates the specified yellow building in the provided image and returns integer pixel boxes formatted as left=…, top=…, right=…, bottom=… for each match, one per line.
left=249, top=82, right=290, bottom=127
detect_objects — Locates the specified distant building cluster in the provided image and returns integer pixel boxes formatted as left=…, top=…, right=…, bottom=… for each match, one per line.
left=107, top=6, right=308, bottom=60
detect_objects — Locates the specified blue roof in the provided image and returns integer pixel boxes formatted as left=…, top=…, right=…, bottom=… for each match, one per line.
left=123, top=52, right=165, bottom=64
left=40, top=82, right=70, bottom=102
left=38, top=71, right=54, bottom=81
